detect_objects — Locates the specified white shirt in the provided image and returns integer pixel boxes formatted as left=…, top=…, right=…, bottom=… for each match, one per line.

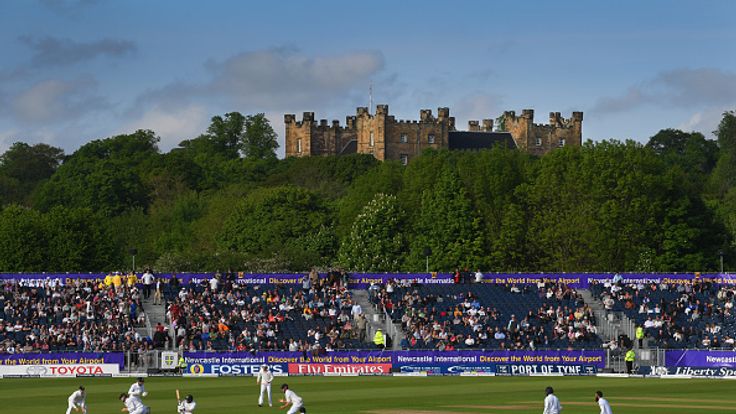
left=178, top=400, right=197, bottom=413
left=69, top=390, right=85, bottom=405
left=257, top=369, right=274, bottom=384
left=128, top=382, right=146, bottom=402
left=598, top=398, right=613, bottom=414
left=543, top=394, right=562, bottom=414
left=475, top=271, right=483, bottom=282
left=143, top=272, right=154, bottom=284
left=210, top=278, right=219, bottom=291
left=351, top=304, right=363, bottom=316
left=125, top=396, right=145, bottom=413
left=285, top=389, right=303, bottom=406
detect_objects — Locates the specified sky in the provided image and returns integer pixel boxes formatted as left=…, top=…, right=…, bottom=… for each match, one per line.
left=1, top=0, right=735, bottom=158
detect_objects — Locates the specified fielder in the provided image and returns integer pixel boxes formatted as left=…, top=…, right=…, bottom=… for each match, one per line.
left=256, top=365, right=274, bottom=407
left=128, top=377, right=148, bottom=405
left=595, top=391, right=613, bottom=414
left=176, top=390, right=196, bottom=414
left=279, top=384, right=306, bottom=414
left=120, top=393, right=150, bottom=414
left=66, top=386, right=87, bottom=414
left=543, top=386, right=562, bottom=414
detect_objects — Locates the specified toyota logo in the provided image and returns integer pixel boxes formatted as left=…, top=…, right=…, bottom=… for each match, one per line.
left=25, top=366, right=48, bottom=376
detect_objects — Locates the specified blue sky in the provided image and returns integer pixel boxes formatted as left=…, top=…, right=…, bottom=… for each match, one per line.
left=1, top=0, right=735, bottom=157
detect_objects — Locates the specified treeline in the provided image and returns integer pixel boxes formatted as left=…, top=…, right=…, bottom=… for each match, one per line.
left=1, top=111, right=735, bottom=273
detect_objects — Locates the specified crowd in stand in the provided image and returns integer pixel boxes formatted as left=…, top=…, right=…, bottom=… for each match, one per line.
left=591, top=276, right=736, bottom=349
left=370, top=278, right=601, bottom=351
left=15, top=269, right=736, bottom=354
left=162, top=269, right=368, bottom=354
left=0, top=273, right=147, bottom=353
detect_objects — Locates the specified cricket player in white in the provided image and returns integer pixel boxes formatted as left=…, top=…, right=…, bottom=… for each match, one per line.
left=543, top=386, right=562, bottom=414
left=177, top=394, right=197, bottom=413
left=595, top=391, right=613, bottom=414
left=257, top=365, right=274, bottom=407
left=66, top=386, right=87, bottom=414
left=120, top=393, right=149, bottom=414
left=128, top=377, right=148, bottom=405
left=280, top=384, right=306, bottom=414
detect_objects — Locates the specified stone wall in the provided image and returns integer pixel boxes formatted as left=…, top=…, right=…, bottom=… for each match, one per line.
left=503, top=109, right=583, bottom=157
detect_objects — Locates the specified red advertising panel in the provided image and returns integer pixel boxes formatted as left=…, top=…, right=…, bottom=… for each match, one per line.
left=288, top=363, right=392, bottom=375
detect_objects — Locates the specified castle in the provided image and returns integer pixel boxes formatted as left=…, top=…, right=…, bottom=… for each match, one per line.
left=284, top=105, right=582, bottom=163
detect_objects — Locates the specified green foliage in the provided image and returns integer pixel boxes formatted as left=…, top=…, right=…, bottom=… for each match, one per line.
left=0, top=205, right=47, bottom=271
left=0, top=142, right=64, bottom=206
left=336, top=161, right=403, bottom=237
left=242, top=113, right=279, bottom=160
left=0, top=205, right=114, bottom=271
left=34, top=130, right=159, bottom=216
left=710, top=111, right=736, bottom=197
left=205, top=112, right=246, bottom=159
left=218, top=186, right=336, bottom=270
left=407, top=166, right=485, bottom=271
left=1, top=111, right=733, bottom=272
left=44, top=206, right=115, bottom=271
left=337, top=193, right=407, bottom=271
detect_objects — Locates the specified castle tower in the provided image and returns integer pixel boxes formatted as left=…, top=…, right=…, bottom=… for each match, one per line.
left=284, top=112, right=315, bottom=157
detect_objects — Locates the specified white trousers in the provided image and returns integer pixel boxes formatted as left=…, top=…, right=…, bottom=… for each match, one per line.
left=66, top=402, right=86, bottom=414
left=259, top=383, right=272, bottom=406
left=287, top=403, right=304, bottom=414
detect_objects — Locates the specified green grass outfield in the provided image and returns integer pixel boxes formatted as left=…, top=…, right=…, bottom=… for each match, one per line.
left=0, top=376, right=731, bottom=413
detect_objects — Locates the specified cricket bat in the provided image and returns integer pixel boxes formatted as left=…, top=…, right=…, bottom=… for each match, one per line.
left=176, top=389, right=180, bottom=401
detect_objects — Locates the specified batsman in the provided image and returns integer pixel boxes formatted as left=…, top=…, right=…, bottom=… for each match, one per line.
left=176, top=389, right=197, bottom=414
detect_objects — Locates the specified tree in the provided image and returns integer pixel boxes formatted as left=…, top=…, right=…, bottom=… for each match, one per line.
left=0, top=142, right=64, bottom=205
left=336, top=160, right=403, bottom=237
left=217, top=186, right=335, bottom=270
left=710, top=111, right=736, bottom=197
left=0, top=205, right=47, bottom=271
left=206, top=112, right=246, bottom=159
left=44, top=206, right=115, bottom=271
left=337, top=193, right=406, bottom=271
left=646, top=129, right=718, bottom=181
left=34, top=130, right=159, bottom=216
left=490, top=202, right=528, bottom=270
left=242, top=113, right=279, bottom=160
left=407, top=166, right=485, bottom=271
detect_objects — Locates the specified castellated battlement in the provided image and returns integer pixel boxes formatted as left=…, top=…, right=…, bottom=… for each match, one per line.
left=285, top=105, right=582, bottom=161
left=503, top=109, right=583, bottom=156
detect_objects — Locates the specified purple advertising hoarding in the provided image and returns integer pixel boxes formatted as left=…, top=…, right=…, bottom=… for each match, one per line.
left=0, top=352, right=125, bottom=368
left=665, top=350, right=736, bottom=369
left=3, top=272, right=736, bottom=289
left=184, top=349, right=605, bottom=376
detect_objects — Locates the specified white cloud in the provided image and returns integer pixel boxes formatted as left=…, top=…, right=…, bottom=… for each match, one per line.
left=122, top=104, right=210, bottom=151
left=138, top=48, right=385, bottom=112
left=10, top=77, right=107, bottom=124
left=592, top=68, right=736, bottom=113
left=678, top=107, right=732, bottom=138
left=19, top=35, right=136, bottom=67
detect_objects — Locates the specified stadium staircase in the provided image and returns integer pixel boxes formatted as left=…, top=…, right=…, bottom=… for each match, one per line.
left=141, top=294, right=167, bottom=346
left=579, top=289, right=635, bottom=344
left=580, top=288, right=658, bottom=373
left=352, top=290, right=405, bottom=350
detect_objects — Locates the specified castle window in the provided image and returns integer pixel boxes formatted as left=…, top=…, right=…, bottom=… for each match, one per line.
left=535, top=138, right=542, bottom=147
left=297, top=139, right=302, bottom=153
left=559, top=138, right=566, bottom=147
left=400, top=154, right=409, bottom=165
left=370, top=131, right=375, bottom=147
left=428, top=134, right=436, bottom=144
left=400, top=133, right=408, bottom=144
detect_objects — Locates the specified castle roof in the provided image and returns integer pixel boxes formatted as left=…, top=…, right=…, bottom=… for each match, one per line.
left=448, top=131, right=516, bottom=151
